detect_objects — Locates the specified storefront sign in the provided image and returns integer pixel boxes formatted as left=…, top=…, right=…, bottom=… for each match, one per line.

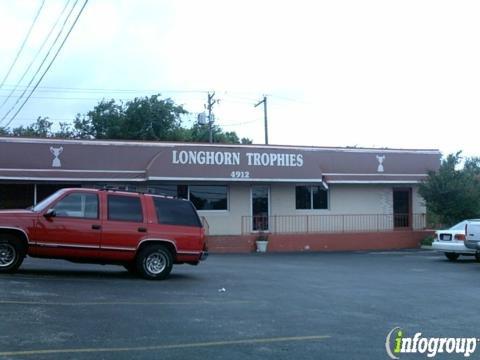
left=172, top=150, right=304, bottom=167
left=0, top=138, right=441, bottom=183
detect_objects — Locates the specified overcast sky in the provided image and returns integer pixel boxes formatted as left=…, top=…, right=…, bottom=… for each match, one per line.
left=0, top=0, right=479, bottom=157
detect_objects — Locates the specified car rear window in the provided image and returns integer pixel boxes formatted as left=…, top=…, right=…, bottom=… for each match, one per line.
left=108, top=195, right=143, bottom=222
left=153, top=197, right=202, bottom=227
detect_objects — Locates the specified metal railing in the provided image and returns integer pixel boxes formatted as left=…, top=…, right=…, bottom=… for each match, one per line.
left=200, top=216, right=210, bottom=235
left=241, top=213, right=426, bottom=235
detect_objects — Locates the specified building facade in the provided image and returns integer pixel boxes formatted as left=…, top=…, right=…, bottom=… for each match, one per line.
left=0, top=137, right=440, bottom=252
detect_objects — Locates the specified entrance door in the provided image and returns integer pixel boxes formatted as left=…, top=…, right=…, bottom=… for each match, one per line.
left=251, top=186, right=269, bottom=231
left=393, top=188, right=411, bottom=228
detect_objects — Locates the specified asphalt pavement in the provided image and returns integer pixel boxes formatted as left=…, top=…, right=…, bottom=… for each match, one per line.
left=1, top=250, right=480, bottom=359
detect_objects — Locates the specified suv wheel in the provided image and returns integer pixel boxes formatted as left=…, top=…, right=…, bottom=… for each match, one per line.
left=136, top=245, right=173, bottom=280
left=0, top=234, right=26, bottom=273
left=444, top=252, right=459, bottom=261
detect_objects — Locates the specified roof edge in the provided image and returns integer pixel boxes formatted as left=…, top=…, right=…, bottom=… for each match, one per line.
left=0, top=136, right=441, bottom=155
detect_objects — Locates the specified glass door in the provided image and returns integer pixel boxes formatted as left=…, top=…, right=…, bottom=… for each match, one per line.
left=251, top=186, right=269, bottom=231
left=393, top=188, right=411, bottom=228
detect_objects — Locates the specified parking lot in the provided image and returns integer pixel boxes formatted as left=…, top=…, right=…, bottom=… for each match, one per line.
left=1, top=250, right=480, bottom=359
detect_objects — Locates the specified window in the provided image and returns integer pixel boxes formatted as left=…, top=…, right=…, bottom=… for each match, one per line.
left=108, top=195, right=143, bottom=222
left=53, top=192, right=98, bottom=219
left=0, top=184, right=34, bottom=209
left=295, top=185, right=328, bottom=210
left=189, top=185, right=227, bottom=211
left=154, top=197, right=202, bottom=227
left=148, top=185, right=188, bottom=199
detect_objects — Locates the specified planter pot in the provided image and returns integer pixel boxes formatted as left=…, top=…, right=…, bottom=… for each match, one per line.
left=256, top=240, right=268, bottom=253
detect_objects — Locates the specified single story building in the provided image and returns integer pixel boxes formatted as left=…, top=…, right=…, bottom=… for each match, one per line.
left=0, top=137, right=440, bottom=252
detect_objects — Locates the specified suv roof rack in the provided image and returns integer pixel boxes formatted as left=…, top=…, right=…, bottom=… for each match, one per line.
left=96, top=185, right=182, bottom=200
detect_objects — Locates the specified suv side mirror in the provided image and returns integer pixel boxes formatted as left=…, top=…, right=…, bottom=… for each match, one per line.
left=44, top=209, right=56, bottom=218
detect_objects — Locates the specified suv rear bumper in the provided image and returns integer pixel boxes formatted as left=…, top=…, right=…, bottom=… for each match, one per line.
left=465, top=240, right=480, bottom=250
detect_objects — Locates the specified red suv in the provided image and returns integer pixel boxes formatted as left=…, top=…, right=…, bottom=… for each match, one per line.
left=0, top=188, right=207, bottom=279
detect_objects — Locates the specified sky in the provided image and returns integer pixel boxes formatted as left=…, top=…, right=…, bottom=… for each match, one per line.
left=0, top=0, right=479, bottom=157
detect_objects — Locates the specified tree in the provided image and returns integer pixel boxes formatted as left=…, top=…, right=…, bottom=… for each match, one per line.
left=185, top=123, right=252, bottom=144
left=1, top=94, right=252, bottom=144
left=419, top=152, right=480, bottom=226
left=11, top=117, right=53, bottom=137
left=0, top=127, right=9, bottom=136
left=75, top=96, right=187, bottom=141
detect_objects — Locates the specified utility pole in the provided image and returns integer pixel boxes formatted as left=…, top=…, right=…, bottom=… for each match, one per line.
left=207, top=91, right=216, bottom=143
left=255, top=95, right=268, bottom=144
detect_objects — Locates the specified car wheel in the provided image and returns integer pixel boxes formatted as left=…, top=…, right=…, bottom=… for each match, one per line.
left=444, top=252, right=460, bottom=261
left=0, top=234, right=26, bottom=273
left=136, top=245, right=173, bottom=280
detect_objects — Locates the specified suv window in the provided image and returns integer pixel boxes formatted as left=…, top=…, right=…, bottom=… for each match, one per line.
left=153, top=197, right=202, bottom=227
left=108, top=195, right=143, bottom=222
left=53, top=192, right=98, bottom=219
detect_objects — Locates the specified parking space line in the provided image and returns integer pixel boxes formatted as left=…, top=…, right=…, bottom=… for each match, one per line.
left=0, top=335, right=330, bottom=357
left=0, top=300, right=251, bottom=306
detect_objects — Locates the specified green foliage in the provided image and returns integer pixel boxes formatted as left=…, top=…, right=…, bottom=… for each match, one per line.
left=419, top=152, right=480, bottom=226
left=421, top=235, right=434, bottom=246
left=1, top=94, right=251, bottom=144
left=11, top=117, right=53, bottom=137
left=185, top=123, right=252, bottom=144
left=256, top=232, right=269, bottom=242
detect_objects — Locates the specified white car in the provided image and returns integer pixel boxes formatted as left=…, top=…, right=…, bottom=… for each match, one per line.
left=432, top=220, right=480, bottom=261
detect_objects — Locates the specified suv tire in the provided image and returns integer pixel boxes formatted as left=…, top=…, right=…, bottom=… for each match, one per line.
left=444, top=252, right=459, bottom=261
left=0, top=234, right=26, bottom=273
left=136, top=245, right=173, bottom=280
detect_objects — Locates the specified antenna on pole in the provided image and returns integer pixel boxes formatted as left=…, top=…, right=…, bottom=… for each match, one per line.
left=255, top=95, right=268, bottom=144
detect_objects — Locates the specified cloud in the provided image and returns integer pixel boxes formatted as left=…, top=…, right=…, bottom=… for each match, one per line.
left=0, top=0, right=479, bottom=156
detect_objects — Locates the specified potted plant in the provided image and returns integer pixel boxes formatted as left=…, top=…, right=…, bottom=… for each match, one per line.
left=255, top=232, right=269, bottom=253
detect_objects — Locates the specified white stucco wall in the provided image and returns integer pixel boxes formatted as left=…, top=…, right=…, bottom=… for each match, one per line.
left=200, top=183, right=426, bottom=235
left=197, top=184, right=250, bottom=236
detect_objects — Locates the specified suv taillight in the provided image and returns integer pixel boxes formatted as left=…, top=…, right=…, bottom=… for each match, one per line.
left=455, top=234, right=465, bottom=241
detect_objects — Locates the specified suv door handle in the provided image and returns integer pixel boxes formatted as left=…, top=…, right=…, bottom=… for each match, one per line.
left=138, top=227, right=147, bottom=233
left=92, top=224, right=102, bottom=230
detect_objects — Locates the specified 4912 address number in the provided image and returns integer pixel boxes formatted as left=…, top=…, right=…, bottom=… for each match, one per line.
left=230, top=171, right=250, bottom=178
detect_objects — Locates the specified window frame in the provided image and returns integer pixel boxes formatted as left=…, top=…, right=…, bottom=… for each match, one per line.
left=188, top=185, right=229, bottom=212
left=50, top=192, right=99, bottom=220
left=107, top=194, right=144, bottom=223
left=153, top=197, right=202, bottom=228
left=295, top=185, right=329, bottom=211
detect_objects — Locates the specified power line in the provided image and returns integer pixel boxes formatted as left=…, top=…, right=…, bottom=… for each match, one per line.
left=0, top=95, right=129, bottom=101
left=0, top=0, right=73, bottom=110
left=2, top=0, right=89, bottom=129
left=0, top=0, right=85, bottom=127
left=219, top=119, right=262, bottom=127
left=0, top=0, right=46, bottom=89
left=0, top=84, right=209, bottom=94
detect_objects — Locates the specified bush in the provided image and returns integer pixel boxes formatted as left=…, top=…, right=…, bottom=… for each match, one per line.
left=421, top=236, right=434, bottom=246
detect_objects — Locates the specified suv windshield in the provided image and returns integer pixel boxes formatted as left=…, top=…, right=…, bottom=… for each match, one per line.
left=32, top=190, right=66, bottom=212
